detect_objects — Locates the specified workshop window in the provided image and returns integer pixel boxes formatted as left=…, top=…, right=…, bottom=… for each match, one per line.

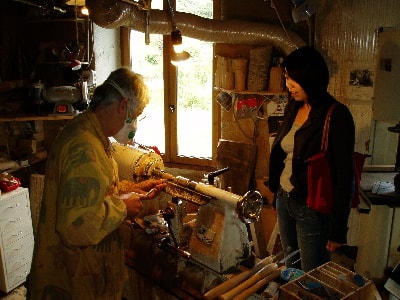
left=130, top=0, right=215, bottom=168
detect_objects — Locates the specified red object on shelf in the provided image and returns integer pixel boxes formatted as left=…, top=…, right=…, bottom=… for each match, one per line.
left=0, top=177, right=21, bottom=193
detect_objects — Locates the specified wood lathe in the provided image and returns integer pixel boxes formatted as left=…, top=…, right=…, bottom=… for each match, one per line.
left=113, top=143, right=273, bottom=299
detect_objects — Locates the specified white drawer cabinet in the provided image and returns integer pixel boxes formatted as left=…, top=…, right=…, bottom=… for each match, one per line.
left=0, top=187, right=34, bottom=293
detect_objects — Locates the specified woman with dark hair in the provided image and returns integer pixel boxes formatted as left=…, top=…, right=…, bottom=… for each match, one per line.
left=268, top=46, right=355, bottom=272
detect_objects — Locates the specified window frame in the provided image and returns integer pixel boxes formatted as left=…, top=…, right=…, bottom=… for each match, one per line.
left=121, top=3, right=219, bottom=170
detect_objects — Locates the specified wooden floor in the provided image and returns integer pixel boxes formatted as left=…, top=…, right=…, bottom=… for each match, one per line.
left=0, top=285, right=26, bottom=300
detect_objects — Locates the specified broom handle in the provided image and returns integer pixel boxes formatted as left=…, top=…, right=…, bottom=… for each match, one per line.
left=202, top=255, right=275, bottom=300
left=233, top=267, right=283, bottom=300
left=218, top=263, right=278, bottom=300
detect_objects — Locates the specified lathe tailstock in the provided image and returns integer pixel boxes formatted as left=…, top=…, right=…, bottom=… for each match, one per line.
left=112, top=143, right=265, bottom=299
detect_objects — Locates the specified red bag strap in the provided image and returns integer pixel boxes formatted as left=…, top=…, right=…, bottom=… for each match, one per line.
left=321, top=103, right=339, bottom=152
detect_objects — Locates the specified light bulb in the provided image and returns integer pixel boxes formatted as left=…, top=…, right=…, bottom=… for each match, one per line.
left=81, top=6, right=89, bottom=16
left=173, top=43, right=184, bottom=54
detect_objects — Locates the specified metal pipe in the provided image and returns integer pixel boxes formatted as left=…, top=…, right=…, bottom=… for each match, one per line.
left=86, top=0, right=306, bottom=55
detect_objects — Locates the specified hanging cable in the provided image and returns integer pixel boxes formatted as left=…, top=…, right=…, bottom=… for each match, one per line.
left=270, top=0, right=295, bottom=47
left=75, top=0, right=79, bottom=46
left=165, top=0, right=190, bottom=64
left=306, top=18, right=313, bottom=47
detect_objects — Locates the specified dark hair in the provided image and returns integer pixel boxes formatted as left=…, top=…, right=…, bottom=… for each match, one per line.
left=283, top=46, right=329, bottom=105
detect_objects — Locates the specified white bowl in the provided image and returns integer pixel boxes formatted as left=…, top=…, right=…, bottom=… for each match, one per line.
left=43, top=86, right=81, bottom=103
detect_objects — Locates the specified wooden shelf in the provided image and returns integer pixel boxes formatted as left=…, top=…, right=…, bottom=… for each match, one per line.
left=28, top=18, right=87, bottom=24
left=37, top=61, right=90, bottom=65
left=7, top=156, right=47, bottom=174
left=0, top=114, right=75, bottom=122
left=214, top=87, right=288, bottom=96
left=0, top=80, right=28, bottom=93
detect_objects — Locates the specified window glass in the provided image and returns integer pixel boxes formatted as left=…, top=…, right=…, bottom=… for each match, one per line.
left=176, top=37, right=213, bottom=158
left=131, top=32, right=165, bottom=152
left=176, top=0, right=213, bottom=158
left=131, top=0, right=213, bottom=162
left=177, top=0, right=212, bottom=18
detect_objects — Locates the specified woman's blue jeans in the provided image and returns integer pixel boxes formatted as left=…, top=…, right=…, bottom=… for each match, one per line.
left=276, top=187, right=331, bottom=272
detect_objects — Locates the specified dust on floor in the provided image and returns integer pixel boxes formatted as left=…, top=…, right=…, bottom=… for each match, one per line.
left=0, top=285, right=26, bottom=300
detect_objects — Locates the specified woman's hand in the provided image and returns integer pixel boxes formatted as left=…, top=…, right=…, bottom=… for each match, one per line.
left=326, top=240, right=341, bottom=252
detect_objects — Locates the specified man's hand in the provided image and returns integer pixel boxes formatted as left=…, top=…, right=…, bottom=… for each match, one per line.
left=132, top=179, right=167, bottom=199
left=119, top=179, right=167, bottom=198
left=119, top=179, right=167, bottom=218
left=120, top=193, right=144, bottom=219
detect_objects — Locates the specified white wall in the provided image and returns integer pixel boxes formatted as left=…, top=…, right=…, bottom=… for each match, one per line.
left=315, top=0, right=400, bottom=165
left=93, top=24, right=121, bottom=84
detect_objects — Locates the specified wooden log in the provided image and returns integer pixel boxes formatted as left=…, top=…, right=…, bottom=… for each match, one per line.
left=218, top=263, right=278, bottom=300
left=202, top=255, right=275, bottom=300
left=233, top=267, right=283, bottom=300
